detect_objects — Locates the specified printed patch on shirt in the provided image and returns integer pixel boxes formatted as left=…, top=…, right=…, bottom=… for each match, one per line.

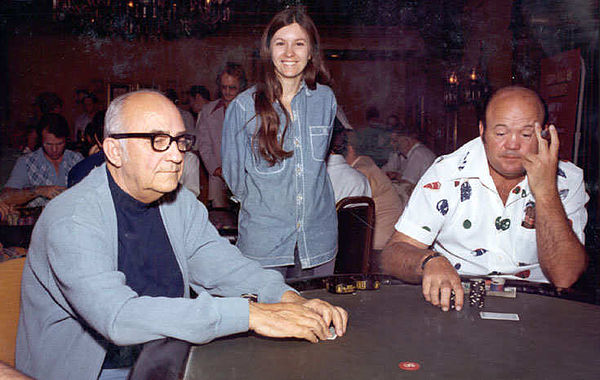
left=512, top=186, right=521, bottom=194
left=454, top=181, right=460, bottom=187
left=472, top=248, right=487, bottom=257
left=557, top=168, right=566, bottom=178
left=436, top=199, right=449, bottom=215
left=515, top=270, right=531, bottom=279
left=422, top=226, right=431, bottom=232
left=521, top=201, right=536, bottom=229
left=559, top=189, right=569, bottom=200
left=463, top=219, right=472, bottom=229
left=435, top=156, right=445, bottom=164
left=424, top=181, right=441, bottom=190
left=457, top=151, right=470, bottom=171
left=495, top=217, right=511, bottom=231
left=454, top=263, right=461, bottom=270
left=460, top=182, right=472, bottom=202
left=521, top=189, right=527, bottom=198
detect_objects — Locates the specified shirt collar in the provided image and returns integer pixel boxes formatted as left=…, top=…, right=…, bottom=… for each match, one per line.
left=327, top=154, right=347, bottom=166
left=405, top=142, right=422, bottom=158
left=454, top=137, right=529, bottom=192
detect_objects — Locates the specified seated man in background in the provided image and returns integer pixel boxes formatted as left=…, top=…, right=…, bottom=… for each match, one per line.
left=354, top=106, right=392, bottom=167
left=382, top=86, right=588, bottom=312
left=16, top=90, right=347, bottom=380
left=2, top=113, right=83, bottom=208
left=382, top=127, right=436, bottom=186
left=326, top=125, right=371, bottom=203
left=383, top=86, right=589, bottom=311
left=344, top=131, right=406, bottom=252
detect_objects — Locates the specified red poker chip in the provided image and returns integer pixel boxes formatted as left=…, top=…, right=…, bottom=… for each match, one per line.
left=398, top=361, right=420, bottom=371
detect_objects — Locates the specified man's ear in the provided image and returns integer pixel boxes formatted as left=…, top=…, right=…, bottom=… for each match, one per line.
left=103, top=138, right=123, bottom=168
left=478, top=121, right=484, bottom=137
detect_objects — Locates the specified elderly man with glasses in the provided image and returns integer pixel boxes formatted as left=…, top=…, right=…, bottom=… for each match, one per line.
left=16, top=90, right=348, bottom=380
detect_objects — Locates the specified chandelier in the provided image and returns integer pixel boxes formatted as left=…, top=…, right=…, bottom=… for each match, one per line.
left=52, top=1, right=233, bottom=39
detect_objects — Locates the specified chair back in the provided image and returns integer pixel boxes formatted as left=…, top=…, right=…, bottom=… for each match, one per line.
left=335, top=196, right=375, bottom=274
left=0, top=257, right=26, bottom=366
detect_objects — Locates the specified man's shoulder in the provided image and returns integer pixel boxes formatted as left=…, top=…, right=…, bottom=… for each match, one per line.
left=557, top=160, right=585, bottom=185
left=20, top=148, right=42, bottom=162
left=64, top=149, right=84, bottom=160
left=422, top=138, right=483, bottom=180
left=414, top=143, right=437, bottom=159
left=42, top=167, right=108, bottom=222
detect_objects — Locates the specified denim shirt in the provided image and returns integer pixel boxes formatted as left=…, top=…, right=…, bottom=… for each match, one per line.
left=222, top=83, right=338, bottom=268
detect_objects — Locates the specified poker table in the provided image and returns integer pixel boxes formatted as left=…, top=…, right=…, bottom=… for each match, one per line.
left=130, top=277, right=600, bottom=380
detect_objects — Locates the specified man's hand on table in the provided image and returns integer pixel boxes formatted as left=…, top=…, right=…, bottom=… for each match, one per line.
left=0, top=201, right=16, bottom=222
left=422, top=256, right=464, bottom=312
left=248, top=291, right=348, bottom=343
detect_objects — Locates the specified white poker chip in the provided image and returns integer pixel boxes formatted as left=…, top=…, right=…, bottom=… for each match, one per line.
left=327, top=326, right=337, bottom=340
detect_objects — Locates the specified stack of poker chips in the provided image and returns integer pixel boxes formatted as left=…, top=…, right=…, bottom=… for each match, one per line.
left=469, top=279, right=486, bottom=308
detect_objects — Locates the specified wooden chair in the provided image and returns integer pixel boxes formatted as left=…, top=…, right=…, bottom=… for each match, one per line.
left=0, top=257, right=26, bottom=366
left=334, top=196, right=375, bottom=275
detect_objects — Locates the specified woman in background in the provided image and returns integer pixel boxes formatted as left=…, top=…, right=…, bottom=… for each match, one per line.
left=222, top=6, right=338, bottom=278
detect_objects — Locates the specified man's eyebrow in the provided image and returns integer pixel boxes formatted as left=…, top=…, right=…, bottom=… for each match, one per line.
left=147, top=129, right=187, bottom=136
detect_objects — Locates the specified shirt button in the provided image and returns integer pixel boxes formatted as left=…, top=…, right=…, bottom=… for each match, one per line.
left=294, top=138, right=300, bottom=147
left=296, top=221, right=301, bottom=229
left=297, top=195, right=303, bottom=204
left=296, top=165, right=302, bottom=175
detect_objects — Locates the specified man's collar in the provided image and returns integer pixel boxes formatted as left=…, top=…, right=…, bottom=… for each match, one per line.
left=453, top=137, right=528, bottom=192
left=106, top=166, right=157, bottom=211
left=327, top=154, right=346, bottom=166
left=444, top=137, right=496, bottom=192
left=404, top=141, right=422, bottom=158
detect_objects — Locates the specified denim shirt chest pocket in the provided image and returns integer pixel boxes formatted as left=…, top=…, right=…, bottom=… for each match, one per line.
left=309, top=125, right=331, bottom=161
left=247, top=130, right=287, bottom=175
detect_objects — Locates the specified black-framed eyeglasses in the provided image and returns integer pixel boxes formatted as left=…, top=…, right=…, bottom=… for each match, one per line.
left=108, top=133, right=196, bottom=152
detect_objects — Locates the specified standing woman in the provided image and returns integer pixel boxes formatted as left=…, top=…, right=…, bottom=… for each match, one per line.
left=222, top=7, right=337, bottom=278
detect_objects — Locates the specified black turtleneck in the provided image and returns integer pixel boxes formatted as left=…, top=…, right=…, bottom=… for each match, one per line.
left=102, top=168, right=184, bottom=369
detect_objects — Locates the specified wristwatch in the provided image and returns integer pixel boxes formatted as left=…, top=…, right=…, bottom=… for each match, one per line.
left=421, top=251, right=441, bottom=270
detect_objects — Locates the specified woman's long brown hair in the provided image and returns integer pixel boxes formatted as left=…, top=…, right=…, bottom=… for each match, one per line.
left=253, top=6, right=331, bottom=165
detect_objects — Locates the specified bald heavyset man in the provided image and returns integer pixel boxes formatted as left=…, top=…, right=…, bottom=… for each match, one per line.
left=16, top=91, right=347, bottom=380
left=382, top=86, right=588, bottom=312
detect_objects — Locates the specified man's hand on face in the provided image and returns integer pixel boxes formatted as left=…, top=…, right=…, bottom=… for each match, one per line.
left=248, top=292, right=348, bottom=343
left=522, top=123, right=560, bottom=200
left=36, top=185, right=66, bottom=199
left=422, top=256, right=464, bottom=312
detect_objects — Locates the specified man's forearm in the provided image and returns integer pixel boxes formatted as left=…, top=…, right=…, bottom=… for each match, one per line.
left=0, top=188, right=38, bottom=206
left=381, top=240, right=429, bottom=283
left=535, top=193, right=587, bottom=288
